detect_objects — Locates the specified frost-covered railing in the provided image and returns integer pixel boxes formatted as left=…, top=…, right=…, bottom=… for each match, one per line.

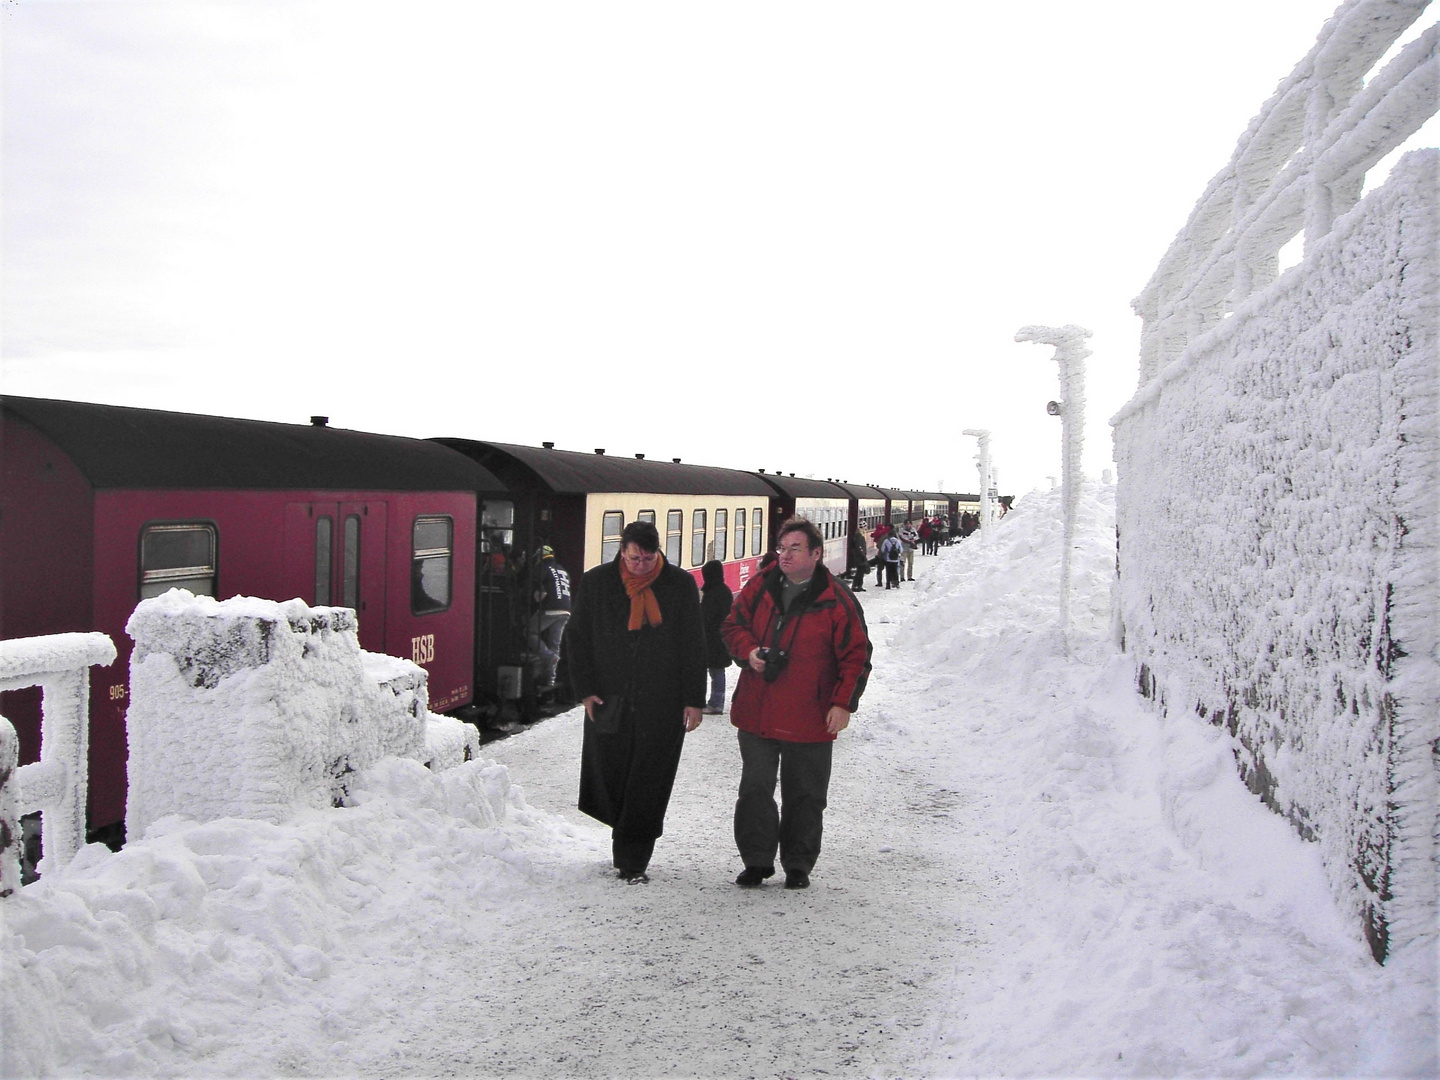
left=0, top=633, right=117, bottom=896
left=1112, top=0, right=1437, bottom=966
left=1132, top=0, right=1436, bottom=385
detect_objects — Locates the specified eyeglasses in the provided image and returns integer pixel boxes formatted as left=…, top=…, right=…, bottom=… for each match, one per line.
left=622, top=550, right=660, bottom=562
left=777, top=544, right=813, bottom=556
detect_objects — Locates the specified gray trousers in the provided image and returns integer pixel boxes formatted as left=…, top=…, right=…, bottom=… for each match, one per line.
left=734, top=730, right=834, bottom=874
left=529, top=611, right=570, bottom=684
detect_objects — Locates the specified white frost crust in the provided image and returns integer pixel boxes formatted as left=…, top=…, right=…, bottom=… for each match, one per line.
left=123, top=592, right=446, bottom=839
left=1112, top=152, right=1438, bottom=960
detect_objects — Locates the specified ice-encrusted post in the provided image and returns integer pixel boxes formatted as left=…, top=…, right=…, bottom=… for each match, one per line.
left=962, top=428, right=993, bottom=536
left=0, top=633, right=118, bottom=889
left=1017, top=324, right=1092, bottom=654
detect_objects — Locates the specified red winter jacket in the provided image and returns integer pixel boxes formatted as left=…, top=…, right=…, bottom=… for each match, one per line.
left=721, top=565, right=872, bottom=743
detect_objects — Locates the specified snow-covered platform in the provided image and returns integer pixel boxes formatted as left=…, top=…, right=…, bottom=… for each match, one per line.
left=3, top=483, right=1431, bottom=1078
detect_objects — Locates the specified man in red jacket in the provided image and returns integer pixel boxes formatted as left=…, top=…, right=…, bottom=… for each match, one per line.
left=721, top=518, right=872, bottom=890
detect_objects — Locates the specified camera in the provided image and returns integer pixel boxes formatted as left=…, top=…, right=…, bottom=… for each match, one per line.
left=758, top=646, right=789, bottom=682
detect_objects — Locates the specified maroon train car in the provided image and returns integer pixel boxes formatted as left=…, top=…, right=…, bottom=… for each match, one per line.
left=0, top=397, right=504, bottom=836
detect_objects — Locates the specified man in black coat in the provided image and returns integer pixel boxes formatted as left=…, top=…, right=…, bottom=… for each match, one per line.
left=565, top=520, right=706, bottom=882
left=846, top=525, right=868, bottom=592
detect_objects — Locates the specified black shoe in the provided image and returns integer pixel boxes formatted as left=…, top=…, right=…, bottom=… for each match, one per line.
left=735, top=866, right=774, bottom=888
left=783, top=871, right=810, bottom=890
left=616, top=869, right=649, bottom=884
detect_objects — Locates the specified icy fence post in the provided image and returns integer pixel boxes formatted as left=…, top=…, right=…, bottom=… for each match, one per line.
left=1017, top=324, right=1092, bottom=654
left=962, top=429, right=994, bottom=534
left=0, top=633, right=118, bottom=892
left=1111, top=0, right=1437, bottom=965
left=124, top=592, right=474, bottom=839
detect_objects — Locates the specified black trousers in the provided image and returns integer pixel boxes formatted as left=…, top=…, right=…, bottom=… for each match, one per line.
left=734, top=730, right=834, bottom=874
left=612, top=836, right=656, bottom=873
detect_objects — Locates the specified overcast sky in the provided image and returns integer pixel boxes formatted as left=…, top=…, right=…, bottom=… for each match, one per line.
left=3, top=0, right=1429, bottom=495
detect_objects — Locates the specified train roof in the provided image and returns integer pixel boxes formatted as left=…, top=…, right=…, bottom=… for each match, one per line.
left=1, top=396, right=504, bottom=493
left=829, top=481, right=890, bottom=501
left=752, top=473, right=853, bottom=500
left=435, top=439, right=775, bottom=497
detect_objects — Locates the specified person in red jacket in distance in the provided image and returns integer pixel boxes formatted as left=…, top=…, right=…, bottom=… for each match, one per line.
left=721, top=518, right=872, bottom=890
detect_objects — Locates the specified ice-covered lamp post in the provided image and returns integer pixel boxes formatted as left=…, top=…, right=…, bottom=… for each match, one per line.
left=961, top=428, right=993, bottom=536
left=1016, top=324, right=1091, bottom=654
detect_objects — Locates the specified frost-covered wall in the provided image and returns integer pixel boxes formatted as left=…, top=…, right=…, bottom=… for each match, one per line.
left=1113, top=0, right=1437, bottom=964
left=125, top=592, right=478, bottom=839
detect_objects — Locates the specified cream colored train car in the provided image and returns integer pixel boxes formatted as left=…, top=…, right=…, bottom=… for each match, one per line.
left=584, top=490, right=773, bottom=591
left=753, top=472, right=854, bottom=576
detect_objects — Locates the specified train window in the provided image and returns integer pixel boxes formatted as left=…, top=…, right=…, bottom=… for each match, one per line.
left=752, top=507, right=763, bottom=555
left=691, top=509, right=706, bottom=567
left=713, top=510, right=727, bottom=564
left=637, top=510, right=656, bottom=525
left=412, top=516, right=453, bottom=615
left=342, top=515, right=361, bottom=609
left=481, top=501, right=515, bottom=555
left=139, top=523, right=217, bottom=601
left=601, top=511, right=624, bottom=563
left=314, top=516, right=332, bottom=605
left=666, top=510, right=683, bottom=565
left=734, top=509, right=746, bottom=560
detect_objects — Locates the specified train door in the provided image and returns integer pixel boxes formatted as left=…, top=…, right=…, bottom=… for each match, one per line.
left=283, top=501, right=388, bottom=652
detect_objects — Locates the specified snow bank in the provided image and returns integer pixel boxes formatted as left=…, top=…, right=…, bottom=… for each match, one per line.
left=893, top=482, right=1434, bottom=1077
left=0, top=755, right=542, bottom=1078
left=124, top=592, right=476, bottom=840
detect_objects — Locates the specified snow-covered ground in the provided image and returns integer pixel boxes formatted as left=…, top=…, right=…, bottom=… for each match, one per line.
left=3, top=481, right=1434, bottom=1078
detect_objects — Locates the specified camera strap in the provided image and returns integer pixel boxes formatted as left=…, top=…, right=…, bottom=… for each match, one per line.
left=764, top=578, right=818, bottom=655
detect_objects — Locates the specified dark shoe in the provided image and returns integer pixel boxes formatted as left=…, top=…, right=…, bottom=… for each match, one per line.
left=616, top=869, right=649, bottom=883
left=784, top=871, right=810, bottom=890
left=702, top=706, right=724, bottom=715
left=735, top=866, right=774, bottom=888
left=852, top=586, right=866, bottom=592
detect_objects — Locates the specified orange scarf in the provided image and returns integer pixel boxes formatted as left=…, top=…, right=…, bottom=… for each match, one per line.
left=620, top=555, right=665, bottom=630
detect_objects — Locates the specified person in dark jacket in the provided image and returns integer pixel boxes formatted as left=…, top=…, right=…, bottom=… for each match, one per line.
left=700, top=559, right=734, bottom=714
left=566, top=521, right=706, bottom=882
left=527, top=546, right=571, bottom=688
left=721, top=518, right=871, bottom=890
left=846, top=525, right=868, bottom=592
left=879, top=530, right=903, bottom=589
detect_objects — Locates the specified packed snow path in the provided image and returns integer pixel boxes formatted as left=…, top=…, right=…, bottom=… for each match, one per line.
left=445, top=643, right=985, bottom=1077
left=4, top=483, right=1432, bottom=1078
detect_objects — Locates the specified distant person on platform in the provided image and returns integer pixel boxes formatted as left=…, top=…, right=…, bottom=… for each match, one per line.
left=898, top=521, right=919, bottom=581
left=528, top=545, right=571, bottom=689
left=846, top=525, right=868, bottom=592
left=722, top=519, right=871, bottom=890
left=879, top=529, right=903, bottom=589
left=566, top=521, right=706, bottom=883
left=700, top=559, right=734, bottom=715
left=871, top=521, right=891, bottom=587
